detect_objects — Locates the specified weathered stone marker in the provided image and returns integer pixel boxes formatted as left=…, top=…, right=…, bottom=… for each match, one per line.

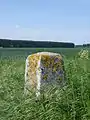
left=24, top=52, right=65, bottom=97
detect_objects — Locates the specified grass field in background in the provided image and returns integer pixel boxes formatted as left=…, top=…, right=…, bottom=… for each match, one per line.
left=0, top=48, right=88, bottom=59
left=0, top=48, right=90, bottom=120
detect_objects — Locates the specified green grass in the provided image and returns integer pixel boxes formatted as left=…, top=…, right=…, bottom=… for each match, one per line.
left=1, top=47, right=89, bottom=59
left=0, top=48, right=90, bottom=120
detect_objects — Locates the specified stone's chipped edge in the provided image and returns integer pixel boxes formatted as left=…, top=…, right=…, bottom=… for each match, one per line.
left=25, top=58, right=29, bottom=82
left=36, top=55, right=41, bottom=97
left=24, top=58, right=29, bottom=95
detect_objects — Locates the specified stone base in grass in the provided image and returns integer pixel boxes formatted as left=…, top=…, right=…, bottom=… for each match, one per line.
left=24, top=52, right=65, bottom=97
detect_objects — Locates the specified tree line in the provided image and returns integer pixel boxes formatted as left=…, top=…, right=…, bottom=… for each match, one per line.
left=0, top=39, right=75, bottom=48
left=76, top=44, right=90, bottom=48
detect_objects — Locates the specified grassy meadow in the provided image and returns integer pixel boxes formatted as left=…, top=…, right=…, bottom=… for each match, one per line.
left=0, top=48, right=90, bottom=120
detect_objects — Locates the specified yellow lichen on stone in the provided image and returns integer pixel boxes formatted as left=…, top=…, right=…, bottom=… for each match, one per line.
left=41, top=55, right=63, bottom=70
left=27, top=54, right=40, bottom=88
left=41, top=55, right=51, bottom=68
left=41, top=54, right=64, bottom=81
left=43, top=74, right=48, bottom=80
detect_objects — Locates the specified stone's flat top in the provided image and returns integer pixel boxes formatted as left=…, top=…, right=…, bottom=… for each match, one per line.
left=27, top=52, right=62, bottom=60
left=36, top=52, right=61, bottom=56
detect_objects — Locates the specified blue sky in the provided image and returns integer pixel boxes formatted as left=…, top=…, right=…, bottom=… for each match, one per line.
left=0, top=0, right=90, bottom=45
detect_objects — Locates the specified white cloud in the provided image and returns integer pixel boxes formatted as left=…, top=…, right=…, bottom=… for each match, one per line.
left=15, top=25, right=20, bottom=29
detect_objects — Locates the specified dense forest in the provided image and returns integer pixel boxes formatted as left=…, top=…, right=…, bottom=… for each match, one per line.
left=0, top=39, right=75, bottom=48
